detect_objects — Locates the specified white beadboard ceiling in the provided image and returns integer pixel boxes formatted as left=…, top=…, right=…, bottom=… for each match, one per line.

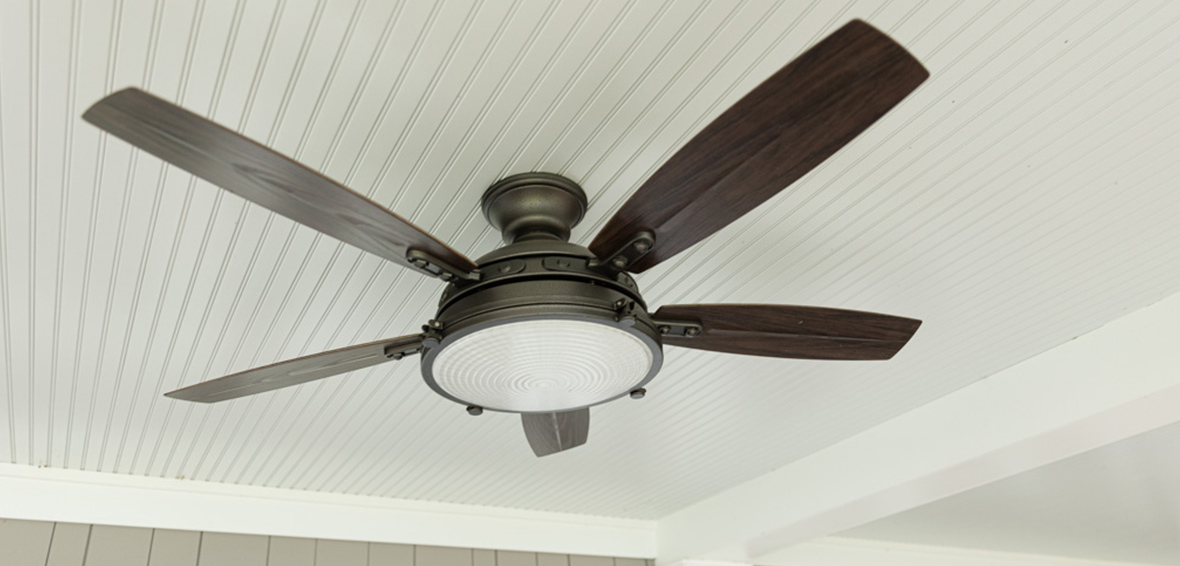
left=840, top=421, right=1180, bottom=566
left=2, top=0, right=1180, bottom=520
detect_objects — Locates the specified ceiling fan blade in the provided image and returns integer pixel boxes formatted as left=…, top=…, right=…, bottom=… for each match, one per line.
left=83, top=88, right=477, bottom=280
left=654, top=304, right=920, bottom=361
left=165, top=335, right=423, bottom=403
left=521, top=409, right=590, bottom=457
left=589, top=20, right=927, bottom=272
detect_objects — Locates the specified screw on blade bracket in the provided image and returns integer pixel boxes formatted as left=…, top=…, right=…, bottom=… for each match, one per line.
left=384, top=341, right=424, bottom=360
left=593, top=231, right=654, bottom=273
left=652, top=319, right=703, bottom=338
left=406, top=249, right=481, bottom=282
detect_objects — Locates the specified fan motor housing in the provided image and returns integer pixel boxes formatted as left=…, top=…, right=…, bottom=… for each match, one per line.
left=418, top=174, right=664, bottom=413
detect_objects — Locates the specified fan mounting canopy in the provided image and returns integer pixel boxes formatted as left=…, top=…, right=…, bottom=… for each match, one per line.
left=481, top=172, right=588, bottom=244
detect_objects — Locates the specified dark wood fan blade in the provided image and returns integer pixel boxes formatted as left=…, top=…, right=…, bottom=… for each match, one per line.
left=521, top=409, right=590, bottom=457
left=83, top=88, right=477, bottom=280
left=165, top=335, right=423, bottom=403
left=590, top=20, right=927, bottom=272
left=654, top=304, right=920, bottom=360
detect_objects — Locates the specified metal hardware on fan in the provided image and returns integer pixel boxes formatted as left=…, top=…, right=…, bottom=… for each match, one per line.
left=384, top=342, right=423, bottom=361
left=541, top=256, right=586, bottom=272
left=614, top=300, right=642, bottom=327
left=406, top=249, right=481, bottom=282
left=652, top=320, right=704, bottom=339
left=590, top=231, right=655, bottom=273
left=420, top=328, right=443, bottom=350
left=84, top=19, right=928, bottom=458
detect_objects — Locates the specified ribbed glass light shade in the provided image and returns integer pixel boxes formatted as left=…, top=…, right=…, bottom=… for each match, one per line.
left=430, top=319, right=654, bottom=412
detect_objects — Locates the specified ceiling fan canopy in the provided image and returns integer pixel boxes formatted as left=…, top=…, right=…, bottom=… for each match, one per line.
left=81, top=20, right=928, bottom=457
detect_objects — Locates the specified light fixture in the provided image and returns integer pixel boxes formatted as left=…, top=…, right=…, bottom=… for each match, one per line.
left=426, top=318, right=657, bottom=412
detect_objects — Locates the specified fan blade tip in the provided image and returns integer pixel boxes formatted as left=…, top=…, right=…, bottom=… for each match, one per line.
left=80, top=100, right=107, bottom=124
left=839, top=18, right=930, bottom=80
left=899, top=317, right=923, bottom=337
left=843, top=18, right=903, bottom=43
left=162, top=391, right=203, bottom=403
left=163, top=382, right=224, bottom=404
left=94, top=86, right=147, bottom=105
left=82, top=87, right=141, bottom=124
left=116, top=86, right=154, bottom=98
left=840, top=18, right=901, bottom=43
left=163, top=388, right=193, bottom=399
left=836, top=18, right=896, bottom=47
left=844, top=18, right=874, bottom=31
left=908, top=60, right=932, bottom=85
left=883, top=320, right=923, bottom=359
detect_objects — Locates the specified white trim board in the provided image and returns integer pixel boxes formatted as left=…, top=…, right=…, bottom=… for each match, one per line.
left=0, top=463, right=656, bottom=558
left=760, top=537, right=1164, bottom=566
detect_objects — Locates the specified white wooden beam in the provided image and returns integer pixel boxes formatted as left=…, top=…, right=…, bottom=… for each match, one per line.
left=656, top=292, right=1180, bottom=563
left=761, top=537, right=1151, bottom=566
left=0, top=463, right=656, bottom=558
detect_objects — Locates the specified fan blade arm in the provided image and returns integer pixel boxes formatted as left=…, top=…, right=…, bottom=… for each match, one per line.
left=653, top=304, right=920, bottom=360
left=82, top=88, right=478, bottom=281
left=521, top=409, right=590, bottom=457
left=165, top=335, right=423, bottom=403
left=590, top=20, right=928, bottom=272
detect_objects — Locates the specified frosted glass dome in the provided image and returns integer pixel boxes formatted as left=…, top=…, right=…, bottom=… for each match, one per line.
left=429, top=318, right=654, bottom=412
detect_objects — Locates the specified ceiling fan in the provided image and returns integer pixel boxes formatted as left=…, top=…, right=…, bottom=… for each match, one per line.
left=83, top=20, right=927, bottom=457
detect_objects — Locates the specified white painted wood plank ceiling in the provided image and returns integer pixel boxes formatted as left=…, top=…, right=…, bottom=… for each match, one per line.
left=2, top=0, right=1180, bottom=519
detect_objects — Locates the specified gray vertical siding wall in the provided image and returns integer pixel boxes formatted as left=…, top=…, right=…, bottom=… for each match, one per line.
left=0, top=518, right=655, bottom=566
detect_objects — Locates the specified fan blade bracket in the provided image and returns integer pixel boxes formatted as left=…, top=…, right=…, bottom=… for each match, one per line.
left=651, top=317, right=704, bottom=339
left=589, top=230, right=655, bottom=273
left=383, top=339, right=425, bottom=361
left=406, top=248, right=481, bottom=282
